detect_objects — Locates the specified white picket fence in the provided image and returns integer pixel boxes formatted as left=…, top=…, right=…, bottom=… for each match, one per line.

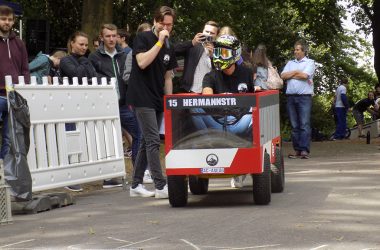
left=7, top=75, right=126, bottom=192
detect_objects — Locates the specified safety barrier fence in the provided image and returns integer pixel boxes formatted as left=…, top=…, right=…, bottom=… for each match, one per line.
left=7, top=75, right=126, bottom=192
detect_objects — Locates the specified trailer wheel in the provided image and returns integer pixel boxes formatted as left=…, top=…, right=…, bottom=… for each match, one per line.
left=168, top=175, right=188, bottom=207
left=252, top=152, right=271, bottom=205
left=271, top=147, right=285, bottom=193
left=189, top=176, right=209, bottom=195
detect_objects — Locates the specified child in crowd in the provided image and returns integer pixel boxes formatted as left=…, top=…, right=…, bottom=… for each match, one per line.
left=29, top=50, right=67, bottom=84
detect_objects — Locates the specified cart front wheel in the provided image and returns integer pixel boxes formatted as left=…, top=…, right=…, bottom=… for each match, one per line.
left=252, top=152, right=271, bottom=205
left=168, top=175, right=188, bottom=207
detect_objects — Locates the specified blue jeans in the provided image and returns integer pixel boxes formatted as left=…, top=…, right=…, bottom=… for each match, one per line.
left=334, top=107, right=347, bottom=139
left=191, top=108, right=252, bottom=135
left=286, top=95, right=312, bottom=153
left=0, top=97, right=9, bottom=159
left=119, top=105, right=141, bottom=164
left=132, top=107, right=166, bottom=189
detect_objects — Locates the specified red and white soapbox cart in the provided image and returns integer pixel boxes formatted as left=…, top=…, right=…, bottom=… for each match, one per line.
left=164, top=90, right=284, bottom=207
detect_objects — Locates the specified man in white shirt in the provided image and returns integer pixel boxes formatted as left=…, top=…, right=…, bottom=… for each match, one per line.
left=281, top=40, right=315, bottom=159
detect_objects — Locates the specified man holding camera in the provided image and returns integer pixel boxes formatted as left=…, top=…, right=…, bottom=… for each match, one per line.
left=175, top=20, right=219, bottom=93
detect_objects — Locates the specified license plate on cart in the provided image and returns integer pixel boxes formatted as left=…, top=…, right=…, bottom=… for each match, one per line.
left=201, top=168, right=225, bottom=174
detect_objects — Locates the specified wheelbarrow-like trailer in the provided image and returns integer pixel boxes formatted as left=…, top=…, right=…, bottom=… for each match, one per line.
left=164, top=91, right=284, bottom=207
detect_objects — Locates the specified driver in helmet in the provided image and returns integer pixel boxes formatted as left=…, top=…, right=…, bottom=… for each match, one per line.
left=202, top=35, right=256, bottom=94
left=187, top=35, right=255, bottom=142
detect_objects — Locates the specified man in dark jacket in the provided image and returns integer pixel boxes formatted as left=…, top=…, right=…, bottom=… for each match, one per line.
left=174, top=21, right=219, bottom=93
left=0, top=5, right=29, bottom=159
left=89, top=24, right=127, bottom=106
left=89, top=23, right=140, bottom=188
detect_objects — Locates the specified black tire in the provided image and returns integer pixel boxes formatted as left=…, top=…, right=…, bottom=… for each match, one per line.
left=252, top=152, right=271, bottom=205
left=189, top=176, right=209, bottom=195
left=168, top=175, right=188, bottom=207
left=271, top=147, right=285, bottom=193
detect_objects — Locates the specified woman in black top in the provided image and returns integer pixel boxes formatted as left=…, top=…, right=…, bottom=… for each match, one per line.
left=60, top=31, right=97, bottom=83
left=59, top=31, right=98, bottom=192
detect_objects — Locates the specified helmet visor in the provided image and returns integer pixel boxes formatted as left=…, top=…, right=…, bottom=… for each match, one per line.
left=213, top=47, right=233, bottom=60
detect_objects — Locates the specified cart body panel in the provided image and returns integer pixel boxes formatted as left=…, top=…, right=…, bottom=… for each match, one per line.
left=164, top=91, right=280, bottom=177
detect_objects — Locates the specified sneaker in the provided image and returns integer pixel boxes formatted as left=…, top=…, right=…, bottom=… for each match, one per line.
left=288, top=151, right=301, bottom=159
left=231, top=176, right=243, bottom=188
left=103, top=179, right=124, bottom=189
left=65, top=185, right=83, bottom=192
left=155, top=184, right=168, bottom=199
left=300, top=151, right=309, bottom=159
left=143, top=170, right=154, bottom=184
left=130, top=184, right=155, bottom=197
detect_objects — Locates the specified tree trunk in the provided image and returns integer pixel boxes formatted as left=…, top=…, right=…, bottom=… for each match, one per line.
left=373, top=0, right=380, bottom=81
left=81, top=0, right=113, bottom=51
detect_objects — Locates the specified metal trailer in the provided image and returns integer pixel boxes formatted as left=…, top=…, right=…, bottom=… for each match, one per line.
left=164, top=91, right=284, bottom=207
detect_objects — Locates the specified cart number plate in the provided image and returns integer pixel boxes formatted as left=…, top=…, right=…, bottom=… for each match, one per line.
left=201, top=168, right=225, bottom=174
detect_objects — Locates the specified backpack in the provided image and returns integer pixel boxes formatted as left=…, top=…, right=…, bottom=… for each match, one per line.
left=266, top=62, right=283, bottom=90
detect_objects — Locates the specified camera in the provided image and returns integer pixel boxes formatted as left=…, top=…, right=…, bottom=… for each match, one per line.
left=200, top=35, right=213, bottom=43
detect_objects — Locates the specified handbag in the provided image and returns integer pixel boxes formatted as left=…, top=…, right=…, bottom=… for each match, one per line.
left=266, top=62, right=283, bottom=90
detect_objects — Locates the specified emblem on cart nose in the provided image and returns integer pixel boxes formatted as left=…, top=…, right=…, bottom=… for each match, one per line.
left=206, top=154, right=218, bottom=166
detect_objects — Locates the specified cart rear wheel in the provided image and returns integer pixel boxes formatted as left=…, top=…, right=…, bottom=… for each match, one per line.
left=271, top=147, right=285, bottom=193
left=252, top=152, right=271, bottom=205
left=168, top=175, right=188, bottom=207
left=189, top=176, right=209, bottom=195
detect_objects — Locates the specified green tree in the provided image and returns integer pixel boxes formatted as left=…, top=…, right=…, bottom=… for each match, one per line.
left=16, top=0, right=82, bottom=52
left=81, top=0, right=113, bottom=50
left=350, top=0, right=379, bottom=81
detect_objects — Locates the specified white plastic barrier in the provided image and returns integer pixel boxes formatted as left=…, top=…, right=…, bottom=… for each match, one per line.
left=9, top=76, right=125, bottom=192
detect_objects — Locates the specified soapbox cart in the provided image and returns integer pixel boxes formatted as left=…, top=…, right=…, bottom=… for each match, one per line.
left=164, top=90, right=284, bottom=207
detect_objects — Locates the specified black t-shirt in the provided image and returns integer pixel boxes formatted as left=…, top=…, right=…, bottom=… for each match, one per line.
left=202, top=64, right=254, bottom=94
left=354, top=98, right=375, bottom=112
left=126, top=31, right=178, bottom=111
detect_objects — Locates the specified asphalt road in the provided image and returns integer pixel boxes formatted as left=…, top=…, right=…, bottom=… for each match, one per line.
left=1, top=140, right=380, bottom=250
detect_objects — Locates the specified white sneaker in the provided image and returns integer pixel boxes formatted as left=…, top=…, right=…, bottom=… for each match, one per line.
left=143, top=170, right=154, bottom=184
left=231, top=176, right=243, bottom=188
left=130, top=184, right=155, bottom=197
left=155, top=184, right=168, bottom=199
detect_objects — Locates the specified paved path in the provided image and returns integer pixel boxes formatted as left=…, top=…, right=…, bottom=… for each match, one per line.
left=0, top=140, right=380, bottom=249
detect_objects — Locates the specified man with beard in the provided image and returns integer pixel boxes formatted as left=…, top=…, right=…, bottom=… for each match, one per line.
left=0, top=5, right=29, bottom=159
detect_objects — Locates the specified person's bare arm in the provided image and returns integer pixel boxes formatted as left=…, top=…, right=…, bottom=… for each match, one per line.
left=281, top=70, right=308, bottom=80
left=202, top=87, right=213, bottom=94
left=192, top=33, right=204, bottom=46
left=164, top=70, right=173, bottom=95
left=136, top=29, right=169, bottom=70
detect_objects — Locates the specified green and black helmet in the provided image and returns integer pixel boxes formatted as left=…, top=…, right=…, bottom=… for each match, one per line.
left=212, top=35, right=241, bottom=70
